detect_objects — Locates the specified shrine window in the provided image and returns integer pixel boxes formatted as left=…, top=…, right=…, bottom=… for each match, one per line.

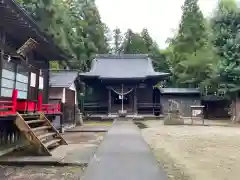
left=1, top=60, right=15, bottom=97
left=16, top=64, right=28, bottom=99
left=1, top=60, right=29, bottom=99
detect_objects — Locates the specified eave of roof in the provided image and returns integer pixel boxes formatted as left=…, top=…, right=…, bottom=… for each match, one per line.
left=1, top=0, right=71, bottom=60
left=160, top=88, right=200, bottom=94
left=49, top=70, right=79, bottom=88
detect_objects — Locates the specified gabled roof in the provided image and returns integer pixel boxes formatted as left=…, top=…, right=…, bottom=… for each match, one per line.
left=49, top=70, right=78, bottom=88
left=160, top=88, right=200, bottom=94
left=0, top=0, right=70, bottom=60
left=79, top=54, right=169, bottom=80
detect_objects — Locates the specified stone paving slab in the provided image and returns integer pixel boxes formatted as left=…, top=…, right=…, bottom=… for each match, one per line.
left=0, top=144, right=97, bottom=166
left=81, top=120, right=168, bottom=180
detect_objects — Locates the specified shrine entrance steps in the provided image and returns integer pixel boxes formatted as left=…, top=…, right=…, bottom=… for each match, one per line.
left=15, top=112, right=67, bottom=156
left=81, top=119, right=167, bottom=180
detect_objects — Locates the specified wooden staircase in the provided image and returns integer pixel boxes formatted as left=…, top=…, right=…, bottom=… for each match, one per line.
left=15, top=112, right=67, bottom=156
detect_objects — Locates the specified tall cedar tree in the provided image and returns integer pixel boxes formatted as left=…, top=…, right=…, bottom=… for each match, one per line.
left=211, top=0, right=240, bottom=93
left=174, top=0, right=208, bottom=54
left=113, top=28, right=123, bottom=54
left=170, top=0, right=209, bottom=87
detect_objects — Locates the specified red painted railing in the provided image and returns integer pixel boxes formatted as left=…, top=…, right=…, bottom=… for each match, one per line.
left=37, top=92, right=61, bottom=114
left=0, top=90, right=62, bottom=116
left=41, top=103, right=61, bottom=114
left=0, top=89, right=17, bottom=116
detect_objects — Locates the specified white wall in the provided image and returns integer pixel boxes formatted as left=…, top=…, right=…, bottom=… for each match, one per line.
left=69, top=82, right=77, bottom=105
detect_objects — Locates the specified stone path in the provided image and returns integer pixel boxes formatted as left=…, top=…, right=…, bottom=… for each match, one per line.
left=81, top=120, right=167, bottom=180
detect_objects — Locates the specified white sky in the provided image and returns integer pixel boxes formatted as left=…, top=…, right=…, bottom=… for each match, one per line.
left=96, top=0, right=219, bottom=48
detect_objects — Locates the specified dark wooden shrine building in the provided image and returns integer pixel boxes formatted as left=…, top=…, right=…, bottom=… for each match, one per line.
left=80, top=54, right=169, bottom=117
left=0, top=0, right=69, bottom=155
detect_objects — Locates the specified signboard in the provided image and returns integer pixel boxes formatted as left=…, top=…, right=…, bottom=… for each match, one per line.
left=17, top=38, right=38, bottom=58
left=39, top=76, right=44, bottom=90
left=30, top=72, right=36, bottom=87
left=192, top=109, right=202, bottom=117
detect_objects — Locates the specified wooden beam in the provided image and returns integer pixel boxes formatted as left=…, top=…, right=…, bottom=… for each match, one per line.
left=108, top=87, right=111, bottom=115
left=134, top=87, right=138, bottom=115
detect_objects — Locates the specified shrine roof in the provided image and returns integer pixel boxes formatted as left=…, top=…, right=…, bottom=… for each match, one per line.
left=0, top=0, right=70, bottom=60
left=49, top=70, right=78, bottom=88
left=79, top=54, right=169, bottom=80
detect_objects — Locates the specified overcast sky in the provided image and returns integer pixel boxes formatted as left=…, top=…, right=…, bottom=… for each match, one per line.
left=96, top=0, right=219, bottom=48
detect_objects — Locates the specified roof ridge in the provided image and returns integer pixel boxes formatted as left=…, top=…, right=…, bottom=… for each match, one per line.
left=95, top=54, right=149, bottom=59
left=50, top=69, right=79, bottom=72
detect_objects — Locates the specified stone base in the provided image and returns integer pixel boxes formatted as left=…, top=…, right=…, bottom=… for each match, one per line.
left=164, top=113, right=184, bottom=125
left=118, top=110, right=127, bottom=117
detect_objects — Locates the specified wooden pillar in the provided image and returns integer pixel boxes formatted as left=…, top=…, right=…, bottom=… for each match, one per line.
left=108, top=87, right=111, bottom=115
left=134, top=87, right=137, bottom=115
left=0, top=28, right=5, bottom=96
left=60, top=102, right=64, bottom=133
left=43, top=61, right=49, bottom=104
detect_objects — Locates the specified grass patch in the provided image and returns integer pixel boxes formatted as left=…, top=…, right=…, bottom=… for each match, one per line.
left=134, top=121, right=148, bottom=129
left=153, top=148, right=192, bottom=180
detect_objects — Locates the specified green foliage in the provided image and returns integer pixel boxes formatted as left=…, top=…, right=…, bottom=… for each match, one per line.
left=165, top=0, right=215, bottom=89
left=119, top=28, right=169, bottom=72
left=121, top=29, right=148, bottom=54
left=50, top=61, right=60, bottom=70
left=173, top=0, right=208, bottom=54
left=164, top=0, right=240, bottom=97
left=17, top=0, right=110, bottom=71
left=211, top=0, right=240, bottom=94
left=113, top=28, right=123, bottom=54
left=177, top=44, right=218, bottom=88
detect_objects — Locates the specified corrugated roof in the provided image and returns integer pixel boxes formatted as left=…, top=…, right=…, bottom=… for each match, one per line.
left=160, top=88, right=200, bottom=94
left=49, top=70, right=78, bottom=88
left=79, top=54, right=169, bottom=79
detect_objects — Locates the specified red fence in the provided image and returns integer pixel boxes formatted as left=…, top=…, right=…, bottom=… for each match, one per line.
left=0, top=90, right=62, bottom=116
left=0, top=89, right=17, bottom=116
left=37, top=93, right=61, bottom=114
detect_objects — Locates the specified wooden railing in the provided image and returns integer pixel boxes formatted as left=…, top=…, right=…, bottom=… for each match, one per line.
left=137, top=103, right=161, bottom=108
left=83, top=102, right=162, bottom=115
left=0, top=89, right=17, bottom=116
left=137, top=102, right=161, bottom=115
left=84, top=102, right=108, bottom=115
left=37, top=94, right=61, bottom=115
left=41, top=103, right=61, bottom=114
left=0, top=101, right=15, bottom=116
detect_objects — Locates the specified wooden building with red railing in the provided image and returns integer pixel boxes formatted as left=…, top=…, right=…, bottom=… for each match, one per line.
left=0, top=0, right=69, bottom=154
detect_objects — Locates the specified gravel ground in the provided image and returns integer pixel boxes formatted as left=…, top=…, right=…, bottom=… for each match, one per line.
left=0, top=131, right=105, bottom=180
left=141, top=120, right=240, bottom=180
left=63, top=132, right=104, bottom=144
left=0, top=166, right=84, bottom=180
